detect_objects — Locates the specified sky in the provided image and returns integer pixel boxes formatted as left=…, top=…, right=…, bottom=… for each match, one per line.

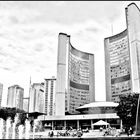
left=0, top=1, right=140, bottom=107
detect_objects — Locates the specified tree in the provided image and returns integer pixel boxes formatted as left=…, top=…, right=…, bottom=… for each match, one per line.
left=17, top=112, right=27, bottom=126
left=115, top=93, right=139, bottom=130
left=0, top=107, right=27, bottom=125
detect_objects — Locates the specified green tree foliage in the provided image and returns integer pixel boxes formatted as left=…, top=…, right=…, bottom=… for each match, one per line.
left=0, top=107, right=27, bottom=125
left=18, top=112, right=27, bottom=126
left=116, top=93, right=139, bottom=128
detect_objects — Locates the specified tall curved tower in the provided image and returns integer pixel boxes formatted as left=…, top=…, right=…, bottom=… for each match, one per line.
left=104, top=3, right=140, bottom=135
left=104, top=3, right=140, bottom=102
left=55, top=33, right=95, bottom=115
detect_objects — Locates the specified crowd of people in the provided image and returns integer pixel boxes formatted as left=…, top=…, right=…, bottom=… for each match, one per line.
left=47, top=126, right=134, bottom=138
left=48, top=127, right=83, bottom=137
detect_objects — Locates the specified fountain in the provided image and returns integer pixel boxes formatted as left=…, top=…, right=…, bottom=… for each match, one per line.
left=5, top=117, right=12, bottom=139
left=32, top=118, right=39, bottom=139
left=0, top=114, right=42, bottom=139
left=12, top=114, right=19, bottom=139
left=25, top=118, right=31, bottom=139
left=0, top=118, right=4, bottom=139
left=18, top=125, right=24, bottom=139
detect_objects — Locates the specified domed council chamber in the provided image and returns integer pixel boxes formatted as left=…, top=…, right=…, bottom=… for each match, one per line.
left=76, top=101, right=119, bottom=114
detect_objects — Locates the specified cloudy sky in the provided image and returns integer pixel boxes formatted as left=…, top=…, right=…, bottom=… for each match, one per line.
left=0, top=1, right=139, bottom=107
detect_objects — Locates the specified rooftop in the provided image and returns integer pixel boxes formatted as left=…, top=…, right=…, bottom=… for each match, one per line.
left=76, top=101, right=119, bottom=110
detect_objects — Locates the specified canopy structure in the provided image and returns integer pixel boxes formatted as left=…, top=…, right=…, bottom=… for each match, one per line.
left=92, top=120, right=109, bottom=126
left=28, top=112, right=46, bottom=119
left=77, top=101, right=119, bottom=110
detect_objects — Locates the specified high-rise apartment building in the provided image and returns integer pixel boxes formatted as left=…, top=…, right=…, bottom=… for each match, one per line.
left=55, top=33, right=95, bottom=115
left=105, top=3, right=140, bottom=102
left=44, top=76, right=56, bottom=116
left=0, top=83, right=3, bottom=108
left=7, top=85, right=24, bottom=110
left=29, top=83, right=45, bottom=113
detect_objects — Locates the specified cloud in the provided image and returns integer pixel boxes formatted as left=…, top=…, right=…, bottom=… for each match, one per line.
left=0, top=9, right=110, bottom=104
left=9, top=16, right=19, bottom=24
left=34, top=43, right=44, bottom=52
left=86, top=27, right=99, bottom=33
left=1, top=1, right=140, bottom=106
left=0, top=1, right=126, bottom=26
left=3, top=67, right=11, bottom=71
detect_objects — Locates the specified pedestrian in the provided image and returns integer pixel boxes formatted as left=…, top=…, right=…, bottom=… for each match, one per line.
left=129, top=127, right=133, bottom=136
left=51, top=131, right=54, bottom=137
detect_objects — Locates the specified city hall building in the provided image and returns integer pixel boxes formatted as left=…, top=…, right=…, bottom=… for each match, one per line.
left=40, top=34, right=120, bottom=130
left=105, top=3, right=140, bottom=102
left=55, top=33, right=95, bottom=115
left=40, top=3, right=140, bottom=131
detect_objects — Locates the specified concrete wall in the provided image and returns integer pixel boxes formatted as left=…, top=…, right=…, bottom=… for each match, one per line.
left=126, top=3, right=140, bottom=93
left=104, top=39, right=111, bottom=101
left=89, top=55, right=95, bottom=102
left=55, top=33, right=68, bottom=116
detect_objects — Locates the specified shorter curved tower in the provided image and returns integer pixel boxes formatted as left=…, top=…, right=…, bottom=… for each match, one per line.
left=55, top=33, right=95, bottom=115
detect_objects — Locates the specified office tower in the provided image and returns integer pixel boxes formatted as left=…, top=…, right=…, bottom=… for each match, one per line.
left=55, top=33, right=95, bottom=115
left=7, top=85, right=24, bottom=110
left=23, top=97, right=29, bottom=112
left=44, top=76, right=56, bottom=116
left=0, top=83, right=3, bottom=108
left=29, top=83, right=45, bottom=113
left=104, top=3, right=140, bottom=102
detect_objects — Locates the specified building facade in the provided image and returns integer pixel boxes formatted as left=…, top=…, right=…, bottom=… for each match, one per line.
left=105, top=3, right=140, bottom=102
left=41, top=113, right=120, bottom=130
left=0, top=83, right=3, bottom=108
left=44, top=77, right=56, bottom=116
left=29, top=83, right=45, bottom=113
left=55, top=33, right=95, bottom=115
left=23, top=97, right=29, bottom=112
left=7, top=85, right=24, bottom=110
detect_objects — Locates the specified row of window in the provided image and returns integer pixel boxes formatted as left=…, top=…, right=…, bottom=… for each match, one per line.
left=111, top=80, right=131, bottom=96
left=109, top=37, right=128, bottom=52
left=69, top=53, right=89, bottom=65
left=111, top=59, right=130, bottom=79
left=109, top=36, right=129, bottom=67
left=70, top=94, right=89, bottom=101
left=68, top=86, right=90, bottom=113
left=110, top=51, right=129, bottom=62
left=69, top=52, right=89, bottom=85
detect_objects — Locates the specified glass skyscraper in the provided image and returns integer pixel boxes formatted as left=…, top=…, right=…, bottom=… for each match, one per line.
left=7, top=85, right=24, bottom=110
